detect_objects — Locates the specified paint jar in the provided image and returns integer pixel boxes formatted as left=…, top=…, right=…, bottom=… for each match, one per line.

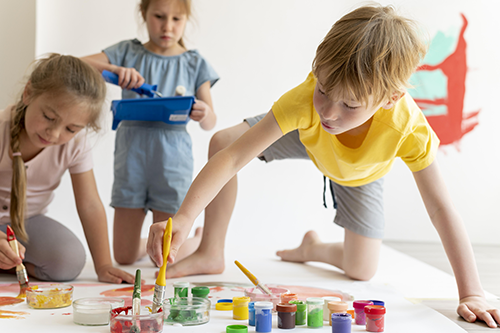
left=254, top=301, right=273, bottom=333
left=364, top=305, right=386, bottom=332
left=276, top=303, right=296, bottom=329
left=73, top=297, right=124, bottom=326
left=328, top=301, right=348, bottom=326
left=331, top=313, right=352, bottom=333
left=192, top=286, right=210, bottom=299
left=248, top=302, right=256, bottom=326
left=369, top=300, right=385, bottom=306
left=353, top=300, right=373, bottom=325
left=233, top=296, right=251, bottom=320
left=280, top=292, right=298, bottom=304
left=289, top=300, right=306, bottom=325
left=173, top=281, right=189, bottom=298
left=306, top=297, right=323, bottom=328
left=163, top=297, right=210, bottom=326
left=110, top=306, right=163, bottom=333
left=244, top=287, right=289, bottom=311
left=226, top=324, right=249, bottom=333
left=26, top=284, right=73, bottom=309
left=322, top=296, right=341, bottom=321
left=216, top=302, right=233, bottom=311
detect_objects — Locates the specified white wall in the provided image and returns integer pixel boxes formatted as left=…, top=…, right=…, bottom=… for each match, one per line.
left=0, top=1, right=36, bottom=108
left=14, top=0, right=500, bottom=258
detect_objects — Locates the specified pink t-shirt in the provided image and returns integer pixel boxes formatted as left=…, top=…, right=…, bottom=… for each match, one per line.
left=0, top=106, right=94, bottom=224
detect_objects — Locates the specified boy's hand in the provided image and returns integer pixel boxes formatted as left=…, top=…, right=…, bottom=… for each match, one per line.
left=111, top=66, right=145, bottom=90
left=147, top=218, right=189, bottom=267
left=0, top=232, right=25, bottom=270
left=458, top=295, right=500, bottom=328
left=190, top=99, right=211, bottom=123
left=96, top=264, right=136, bottom=284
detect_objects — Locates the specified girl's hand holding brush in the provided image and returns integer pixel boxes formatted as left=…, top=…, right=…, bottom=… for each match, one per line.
left=0, top=230, right=26, bottom=270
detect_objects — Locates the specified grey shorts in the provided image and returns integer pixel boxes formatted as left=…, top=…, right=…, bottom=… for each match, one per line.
left=111, top=121, right=193, bottom=214
left=245, top=113, right=385, bottom=239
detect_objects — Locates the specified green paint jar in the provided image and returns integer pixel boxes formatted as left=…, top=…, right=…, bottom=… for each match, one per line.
left=191, top=286, right=210, bottom=298
left=289, top=300, right=306, bottom=325
left=306, top=297, right=323, bottom=328
left=173, top=281, right=189, bottom=298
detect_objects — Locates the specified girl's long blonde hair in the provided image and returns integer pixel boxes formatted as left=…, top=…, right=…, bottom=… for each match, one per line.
left=10, top=54, right=106, bottom=242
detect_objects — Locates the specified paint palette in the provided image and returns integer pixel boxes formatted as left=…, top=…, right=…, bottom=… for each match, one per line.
left=110, top=96, right=195, bottom=130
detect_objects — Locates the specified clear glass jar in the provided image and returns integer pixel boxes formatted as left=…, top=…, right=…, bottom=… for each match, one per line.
left=73, top=297, right=124, bottom=326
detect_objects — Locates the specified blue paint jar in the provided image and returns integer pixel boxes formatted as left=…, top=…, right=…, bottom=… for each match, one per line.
left=331, top=313, right=352, bottom=333
left=254, top=301, right=273, bottom=333
left=369, top=300, right=385, bottom=306
left=248, top=302, right=255, bottom=326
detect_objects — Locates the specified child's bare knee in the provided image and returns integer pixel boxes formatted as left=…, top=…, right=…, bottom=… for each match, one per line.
left=209, top=130, right=233, bottom=157
left=114, top=252, right=136, bottom=266
left=344, top=266, right=377, bottom=281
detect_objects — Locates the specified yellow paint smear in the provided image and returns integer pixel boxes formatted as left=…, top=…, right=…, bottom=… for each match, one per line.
left=0, top=309, right=29, bottom=320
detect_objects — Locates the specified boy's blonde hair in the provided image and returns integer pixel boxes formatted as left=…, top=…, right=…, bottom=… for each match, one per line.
left=140, top=0, right=192, bottom=48
left=312, top=4, right=428, bottom=107
left=10, top=54, right=106, bottom=242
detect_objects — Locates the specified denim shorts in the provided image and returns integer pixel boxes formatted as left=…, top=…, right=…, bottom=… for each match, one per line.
left=111, top=121, right=193, bottom=214
left=245, top=113, right=385, bottom=239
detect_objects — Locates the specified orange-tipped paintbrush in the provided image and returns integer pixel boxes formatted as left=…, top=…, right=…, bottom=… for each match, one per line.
left=6, top=226, right=29, bottom=298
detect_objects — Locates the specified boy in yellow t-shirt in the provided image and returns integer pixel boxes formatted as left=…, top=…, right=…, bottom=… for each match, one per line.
left=147, top=4, right=499, bottom=327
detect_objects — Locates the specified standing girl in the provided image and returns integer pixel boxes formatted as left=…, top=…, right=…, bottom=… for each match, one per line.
left=82, top=0, right=218, bottom=265
left=0, top=54, right=134, bottom=283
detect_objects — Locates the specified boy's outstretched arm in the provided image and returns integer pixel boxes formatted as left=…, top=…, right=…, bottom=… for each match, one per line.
left=147, top=111, right=284, bottom=267
left=413, top=161, right=500, bottom=328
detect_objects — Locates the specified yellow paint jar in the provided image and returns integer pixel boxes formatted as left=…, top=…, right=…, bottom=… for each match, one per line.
left=26, top=284, right=73, bottom=309
left=233, top=296, right=251, bottom=320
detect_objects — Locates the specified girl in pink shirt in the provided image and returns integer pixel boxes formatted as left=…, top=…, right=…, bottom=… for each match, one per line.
left=0, top=54, right=134, bottom=283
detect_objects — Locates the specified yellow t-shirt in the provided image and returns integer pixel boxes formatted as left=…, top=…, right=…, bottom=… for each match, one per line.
left=272, top=72, right=440, bottom=187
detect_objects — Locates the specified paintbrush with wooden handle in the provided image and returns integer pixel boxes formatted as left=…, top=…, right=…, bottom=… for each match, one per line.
left=151, top=217, right=173, bottom=313
left=6, top=226, right=29, bottom=298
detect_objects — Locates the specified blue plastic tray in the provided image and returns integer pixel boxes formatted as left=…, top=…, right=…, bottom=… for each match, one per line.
left=110, top=96, right=195, bottom=130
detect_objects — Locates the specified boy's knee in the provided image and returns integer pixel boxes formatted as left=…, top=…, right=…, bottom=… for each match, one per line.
left=209, top=130, right=234, bottom=157
left=114, top=252, right=137, bottom=266
left=344, top=266, right=377, bottom=281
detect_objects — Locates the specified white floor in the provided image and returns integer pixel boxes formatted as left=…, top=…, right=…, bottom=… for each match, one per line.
left=1, top=244, right=495, bottom=333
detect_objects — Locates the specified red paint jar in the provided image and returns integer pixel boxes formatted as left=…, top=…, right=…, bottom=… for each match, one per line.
left=276, top=303, right=296, bottom=329
left=364, top=305, right=386, bottom=332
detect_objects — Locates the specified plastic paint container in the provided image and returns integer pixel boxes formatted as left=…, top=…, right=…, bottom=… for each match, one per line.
left=276, top=303, right=296, bottom=329
left=109, top=306, right=163, bottom=333
left=244, top=287, right=289, bottom=311
left=306, top=297, right=324, bottom=328
left=353, top=300, right=373, bottom=325
left=233, top=296, right=251, bottom=320
left=163, top=297, right=210, bottom=326
left=327, top=301, right=348, bottom=326
left=216, top=302, right=233, bottom=311
left=248, top=302, right=256, bottom=326
left=331, top=313, right=352, bottom=333
left=364, top=305, right=386, bottom=332
left=322, top=296, right=341, bottom=321
left=226, top=324, right=249, bottom=333
left=192, top=286, right=210, bottom=298
left=73, top=297, right=124, bottom=326
left=289, top=300, right=306, bottom=325
left=369, top=300, right=385, bottom=306
left=173, top=281, right=189, bottom=298
left=280, top=293, right=298, bottom=304
left=26, top=284, right=73, bottom=309
left=254, top=301, right=273, bottom=333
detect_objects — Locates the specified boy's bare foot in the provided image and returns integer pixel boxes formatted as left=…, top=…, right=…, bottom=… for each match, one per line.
left=276, top=230, right=321, bottom=263
left=166, top=250, right=225, bottom=279
left=175, top=227, right=203, bottom=262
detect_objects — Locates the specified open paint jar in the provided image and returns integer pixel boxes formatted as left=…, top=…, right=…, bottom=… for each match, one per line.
left=163, top=296, right=210, bottom=326
left=110, top=306, right=163, bottom=333
left=244, top=287, right=289, bottom=311
left=73, top=297, right=124, bottom=326
left=26, top=284, right=73, bottom=309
